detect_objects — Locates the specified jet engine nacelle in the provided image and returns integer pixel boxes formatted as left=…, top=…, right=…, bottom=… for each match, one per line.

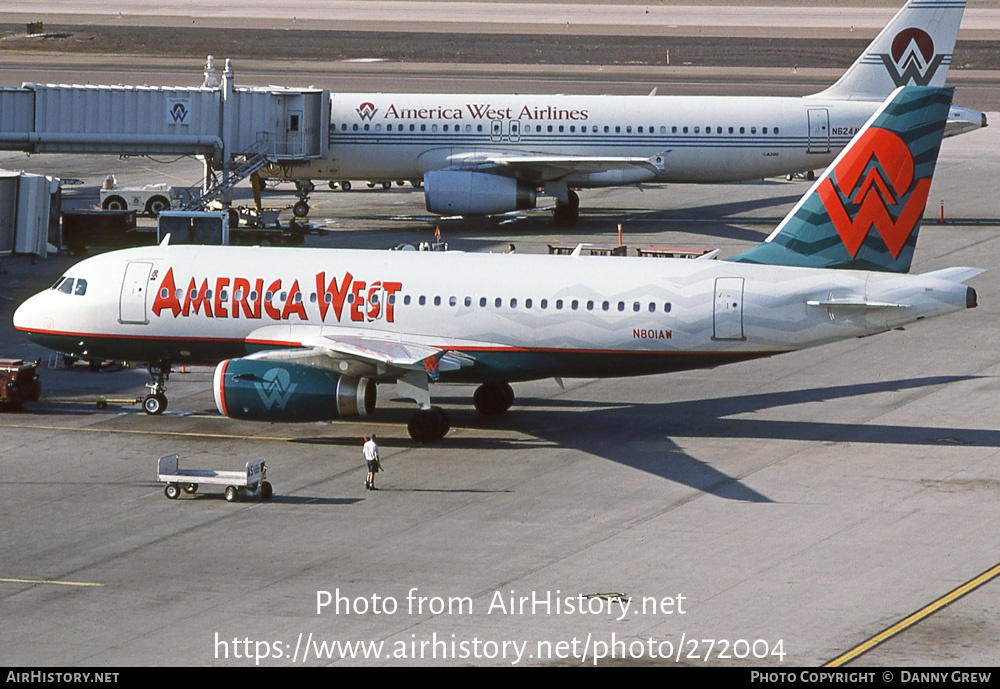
left=213, top=359, right=376, bottom=421
left=424, top=170, right=537, bottom=215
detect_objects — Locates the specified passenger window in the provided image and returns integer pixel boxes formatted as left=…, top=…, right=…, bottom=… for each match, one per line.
left=464, top=297, right=472, bottom=307
left=419, top=295, right=426, bottom=306
left=602, top=301, right=609, bottom=311
left=510, top=298, right=517, bottom=308
left=434, top=296, right=441, bottom=306
left=618, top=301, right=625, bottom=311
left=774, top=127, right=780, bottom=134
left=404, top=295, right=411, bottom=305
left=525, top=298, right=533, bottom=309
left=556, top=299, right=563, bottom=310
left=479, top=297, right=487, bottom=307
left=541, top=299, right=548, bottom=309
left=495, top=297, right=502, bottom=308
left=571, top=300, right=579, bottom=310
left=664, top=303, right=671, bottom=312
left=633, top=302, right=640, bottom=312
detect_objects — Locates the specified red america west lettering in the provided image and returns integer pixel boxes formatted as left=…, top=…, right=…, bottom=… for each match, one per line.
left=150, top=268, right=402, bottom=323
left=817, top=127, right=931, bottom=258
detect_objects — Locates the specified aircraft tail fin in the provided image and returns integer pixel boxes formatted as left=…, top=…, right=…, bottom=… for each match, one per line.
left=811, top=0, right=965, bottom=102
left=728, top=86, right=953, bottom=273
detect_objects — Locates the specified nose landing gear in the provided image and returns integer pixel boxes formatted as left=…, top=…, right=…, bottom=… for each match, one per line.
left=143, top=362, right=171, bottom=415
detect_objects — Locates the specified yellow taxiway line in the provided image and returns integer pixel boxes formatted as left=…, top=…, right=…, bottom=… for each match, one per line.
left=0, top=422, right=294, bottom=442
left=826, top=561, right=1000, bottom=666
left=0, top=577, right=103, bottom=588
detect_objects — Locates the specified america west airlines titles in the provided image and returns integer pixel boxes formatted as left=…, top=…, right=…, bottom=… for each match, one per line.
left=372, top=103, right=589, bottom=122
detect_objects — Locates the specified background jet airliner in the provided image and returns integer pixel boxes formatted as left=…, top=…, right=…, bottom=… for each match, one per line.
left=14, top=86, right=981, bottom=442
left=263, top=0, right=984, bottom=226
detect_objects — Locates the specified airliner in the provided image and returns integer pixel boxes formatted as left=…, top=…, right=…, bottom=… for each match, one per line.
left=261, top=0, right=985, bottom=226
left=14, top=87, right=981, bottom=442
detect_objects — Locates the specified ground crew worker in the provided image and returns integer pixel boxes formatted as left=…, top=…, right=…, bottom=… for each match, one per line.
left=363, top=435, right=381, bottom=490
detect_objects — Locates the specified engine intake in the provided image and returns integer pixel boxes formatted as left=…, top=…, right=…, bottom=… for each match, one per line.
left=424, top=170, right=536, bottom=215
left=214, top=359, right=376, bottom=421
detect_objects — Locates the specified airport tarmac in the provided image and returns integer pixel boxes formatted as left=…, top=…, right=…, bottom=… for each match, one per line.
left=2, top=1, right=1000, bottom=668
left=2, top=116, right=999, bottom=666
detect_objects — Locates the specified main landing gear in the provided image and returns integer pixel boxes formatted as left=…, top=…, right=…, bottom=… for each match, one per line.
left=407, top=406, right=451, bottom=443
left=473, top=381, right=514, bottom=415
left=403, top=381, right=514, bottom=442
left=143, top=361, right=171, bottom=415
left=552, top=190, right=580, bottom=227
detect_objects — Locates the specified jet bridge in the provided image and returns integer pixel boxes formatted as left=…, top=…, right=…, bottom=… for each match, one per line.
left=0, top=58, right=329, bottom=206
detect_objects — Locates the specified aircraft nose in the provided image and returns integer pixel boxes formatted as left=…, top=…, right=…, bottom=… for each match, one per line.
left=13, top=291, right=45, bottom=335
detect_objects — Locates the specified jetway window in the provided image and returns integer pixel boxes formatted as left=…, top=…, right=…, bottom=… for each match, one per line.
left=290, top=115, right=300, bottom=132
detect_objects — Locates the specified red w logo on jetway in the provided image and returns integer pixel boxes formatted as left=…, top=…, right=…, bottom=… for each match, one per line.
left=817, top=127, right=931, bottom=258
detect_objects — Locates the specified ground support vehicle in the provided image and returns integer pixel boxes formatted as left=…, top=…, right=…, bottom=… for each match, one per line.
left=157, top=454, right=272, bottom=502
left=0, top=359, right=41, bottom=409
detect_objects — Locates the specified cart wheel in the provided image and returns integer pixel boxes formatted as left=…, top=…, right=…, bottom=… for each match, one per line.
left=292, top=201, right=309, bottom=218
left=164, top=483, right=181, bottom=499
left=225, top=486, right=238, bottom=502
left=183, top=483, right=198, bottom=494
left=260, top=481, right=273, bottom=500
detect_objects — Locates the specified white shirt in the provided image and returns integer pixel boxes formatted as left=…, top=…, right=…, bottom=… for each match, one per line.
left=363, top=439, right=379, bottom=463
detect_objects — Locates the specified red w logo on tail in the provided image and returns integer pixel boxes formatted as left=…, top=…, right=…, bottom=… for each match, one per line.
left=817, top=127, right=931, bottom=258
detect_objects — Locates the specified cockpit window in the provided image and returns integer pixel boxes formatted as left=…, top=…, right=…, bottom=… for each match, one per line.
left=51, top=276, right=87, bottom=295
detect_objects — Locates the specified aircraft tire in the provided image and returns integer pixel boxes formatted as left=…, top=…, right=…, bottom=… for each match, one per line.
left=473, top=382, right=513, bottom=415
left=292, top=201, right=310, bottom=218
left=341, top=181, right=352, bottom=191
left=407, top=407, right=448, bottom=442
left=143, top=393, right=167, bottom=415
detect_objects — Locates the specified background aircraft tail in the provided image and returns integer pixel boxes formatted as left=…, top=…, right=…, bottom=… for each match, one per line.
left=728, top=86, right=953, bottom=273
left=811, top=0, right=965, bottom=102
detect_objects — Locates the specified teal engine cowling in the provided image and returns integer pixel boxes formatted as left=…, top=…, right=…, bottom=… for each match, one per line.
left=213, top=358, right=376, bottom=421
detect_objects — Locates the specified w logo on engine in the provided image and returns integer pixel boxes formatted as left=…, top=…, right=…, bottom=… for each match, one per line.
left=254, top=368, right=297, bottom=410
left=879, top=28, right=945, bottom=87
left=817, top=127, right=931, bottom=259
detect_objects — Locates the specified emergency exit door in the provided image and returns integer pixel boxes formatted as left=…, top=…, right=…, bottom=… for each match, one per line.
left=120, top=261, right=152, bottom=324
left=713, top=277, right=745, bottom=341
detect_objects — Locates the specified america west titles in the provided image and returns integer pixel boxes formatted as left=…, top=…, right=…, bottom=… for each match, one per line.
left=151, top=268, right=402, bottom=324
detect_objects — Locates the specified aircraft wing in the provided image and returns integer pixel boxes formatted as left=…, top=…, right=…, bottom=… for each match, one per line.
left=447, top=151, right=667, bottom=182
left=243, top=324, right=476, bottom=381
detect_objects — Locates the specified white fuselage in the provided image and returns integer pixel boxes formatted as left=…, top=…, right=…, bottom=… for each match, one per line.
left=13, top=245, right=972, bottom=382
left=283, top=94, right=885, bottom=185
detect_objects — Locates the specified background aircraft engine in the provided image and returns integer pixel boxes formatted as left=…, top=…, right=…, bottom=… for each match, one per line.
left=424, top=170, right=536, bottom=215
left=213, top=359, right=376, bottom=421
